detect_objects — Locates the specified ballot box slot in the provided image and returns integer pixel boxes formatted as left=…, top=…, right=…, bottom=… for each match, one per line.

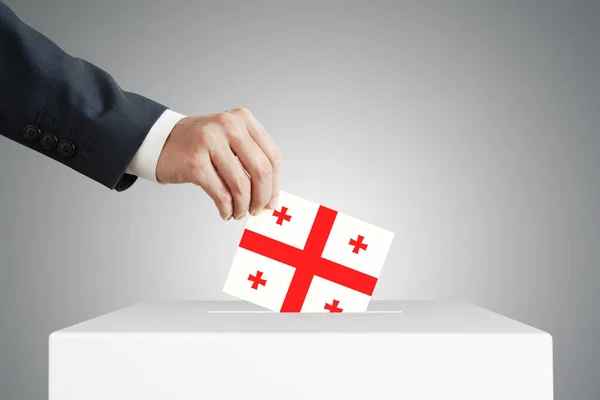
left=206, top=310, right=404, bottom=314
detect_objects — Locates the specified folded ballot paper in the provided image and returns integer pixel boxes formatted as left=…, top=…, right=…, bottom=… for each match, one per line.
left=223, top=190, right=394, bottom=312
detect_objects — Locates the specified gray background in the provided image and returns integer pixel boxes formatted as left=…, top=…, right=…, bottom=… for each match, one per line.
left=0, top=0, right=598, bottom=399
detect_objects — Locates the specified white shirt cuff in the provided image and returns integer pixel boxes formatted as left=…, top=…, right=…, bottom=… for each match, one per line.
left=125, top=109, right=186, bottom=182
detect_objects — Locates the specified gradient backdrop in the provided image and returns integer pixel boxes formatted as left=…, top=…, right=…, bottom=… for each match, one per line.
left=0, top=0, right=599, bottom=399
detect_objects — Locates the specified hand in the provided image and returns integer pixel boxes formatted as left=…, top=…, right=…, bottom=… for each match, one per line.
left=156, top=108, right=281, bottom=221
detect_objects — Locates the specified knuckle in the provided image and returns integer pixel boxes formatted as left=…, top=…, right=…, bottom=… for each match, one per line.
left=255, top=160, right=272, bottom=180
left=270, top=149, right=282, bottom=168
left=198, top=129, right=218, bottom=147
left=228, top=129, right=245, bottom=146
left=216, top=190, right=233, bottom=206
left=215, top=112, right=237, bottom=130
left=232, top=107, right=252, bottom=118
left=233, top=173, right=251, bottom=196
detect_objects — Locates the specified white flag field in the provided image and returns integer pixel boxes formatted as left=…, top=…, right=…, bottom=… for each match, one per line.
left=223, top=190, right=395, bottom=313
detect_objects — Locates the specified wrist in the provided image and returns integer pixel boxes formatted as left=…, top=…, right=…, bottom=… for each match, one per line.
left=126, top=109, right=186, bottom=182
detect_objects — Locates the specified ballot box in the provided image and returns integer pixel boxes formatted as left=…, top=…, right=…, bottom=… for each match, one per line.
left=49, top=300, right=553, bottom=400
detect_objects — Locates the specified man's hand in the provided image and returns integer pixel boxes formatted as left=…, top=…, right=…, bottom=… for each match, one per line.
left=156, top=108, right=281, bottom=221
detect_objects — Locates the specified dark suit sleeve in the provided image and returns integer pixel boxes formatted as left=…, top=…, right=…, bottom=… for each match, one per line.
left=0, top=1, right=168, bottom=191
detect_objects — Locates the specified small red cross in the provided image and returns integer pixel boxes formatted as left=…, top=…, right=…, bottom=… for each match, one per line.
left=324, top=299, right=343, bottom=313
left=349, top=235, right=368, bottom=253
left=272, top=206, right=292, bottom=225
left=248, top=270, right=267, bottom=289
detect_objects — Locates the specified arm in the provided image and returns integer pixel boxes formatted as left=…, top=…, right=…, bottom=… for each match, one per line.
left=0, top=1, right=171, bottom=191
left=0, top=1, right=282, bottom=219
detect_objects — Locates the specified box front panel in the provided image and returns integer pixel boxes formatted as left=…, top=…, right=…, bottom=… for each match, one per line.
left=49, top=332, right=552, bottom=400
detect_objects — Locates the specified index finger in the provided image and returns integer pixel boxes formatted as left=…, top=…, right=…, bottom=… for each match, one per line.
left=230, top=108, right=282, bottom=209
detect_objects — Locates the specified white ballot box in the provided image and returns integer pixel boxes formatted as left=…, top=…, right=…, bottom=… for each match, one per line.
left=49, top=300, right=553, bottom=400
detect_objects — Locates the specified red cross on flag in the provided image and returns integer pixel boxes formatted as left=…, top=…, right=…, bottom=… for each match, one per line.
left=223, top=190, right=394, bottom=312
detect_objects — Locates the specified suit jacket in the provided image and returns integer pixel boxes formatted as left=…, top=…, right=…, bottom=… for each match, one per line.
left=0, top=1, right=167, bottom=191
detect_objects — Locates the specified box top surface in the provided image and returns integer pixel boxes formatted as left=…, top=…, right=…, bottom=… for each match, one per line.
left=55, top=301, right=547, bottom=335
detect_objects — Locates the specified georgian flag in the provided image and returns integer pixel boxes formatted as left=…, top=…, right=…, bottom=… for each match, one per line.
left=223, top=190, right=394, bottom=312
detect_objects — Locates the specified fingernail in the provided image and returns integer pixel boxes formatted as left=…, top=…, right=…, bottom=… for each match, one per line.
left=266, top=197, right=279, bottom=210
left=226, top=214, right=232, bottom=221
left=235, top=212, right=246, bottom=220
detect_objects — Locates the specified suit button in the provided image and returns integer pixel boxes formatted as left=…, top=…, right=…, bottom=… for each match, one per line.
left=40, top=133, right=58, bottom=150
left=23, top=125, right=41, bottom=141
left=57, top=140, right=76, bottom=158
